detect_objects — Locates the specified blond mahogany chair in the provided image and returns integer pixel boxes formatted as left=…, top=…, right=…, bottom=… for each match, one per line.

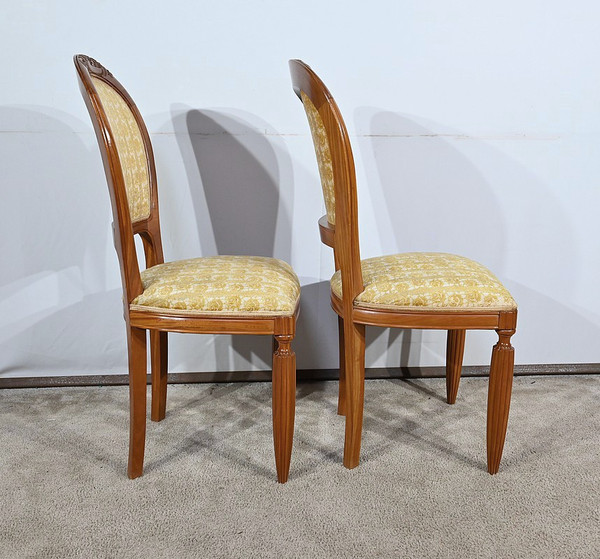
left=75, top=54, right=298, bottom=483
left=290, top=59, right=518, bottom=474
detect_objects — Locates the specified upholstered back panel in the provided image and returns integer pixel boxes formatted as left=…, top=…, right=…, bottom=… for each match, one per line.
left=300, top=91, right=336, bottom=225
left=91, top=77, right=151, bottom=223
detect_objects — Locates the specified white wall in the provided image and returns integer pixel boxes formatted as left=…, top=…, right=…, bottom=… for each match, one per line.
left=1, top=0, right=599, bottom=378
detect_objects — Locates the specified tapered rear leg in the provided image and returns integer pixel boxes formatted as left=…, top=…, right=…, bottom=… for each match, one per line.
left=337, top=316, right=347, bottom=415
left=342, top=321, right=366, bottom=469
left=487, top=329, right=515, bottom=474
left=272, top=334, right=296, bottom=483
left=127, top=326, right=147, bottom=479
left=446, top=329, right=466, bottom=404
left=150, top=330, right=167, bottom=422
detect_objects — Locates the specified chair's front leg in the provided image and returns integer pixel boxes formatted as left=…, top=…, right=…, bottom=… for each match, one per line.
left=150, top=330, right=168, bottom=422
left=127, top=326, right=147, bottom=479
left=337, top=316, right=347, bottom=416
left=446, top=329, right=466, bottom=404
left=343, top=321, right=366, bottom=469
left=272, top=333, right=296, bottom=483
left=487, top=328, right=515, bottom=474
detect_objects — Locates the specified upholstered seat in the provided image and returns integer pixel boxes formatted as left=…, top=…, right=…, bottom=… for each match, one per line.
left=131, top=255, right=300, bottom=316
left=331, top=252, right=516, bottom=311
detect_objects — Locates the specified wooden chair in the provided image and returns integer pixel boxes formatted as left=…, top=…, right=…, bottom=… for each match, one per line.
left=289, top=59, right=517, bottom=474
left=74, top=54, right=298, bottom=483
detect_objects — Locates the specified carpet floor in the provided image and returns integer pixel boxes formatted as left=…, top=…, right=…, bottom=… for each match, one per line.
left=1, top=375, right=599, bottom=558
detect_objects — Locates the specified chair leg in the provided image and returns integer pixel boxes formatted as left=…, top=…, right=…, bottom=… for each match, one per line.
left=337, top=316, right=347, bottom=416
left=487, top=328, right=515, bottom=474
left=272, top=334, right=296, bottom=483
left=446, top=329, right=466, bottom=405
left=127, top=326, right=147, bottom=479
left=150, top=330, right=168, bottom=422
left=343, top=321, right=366, bottom=469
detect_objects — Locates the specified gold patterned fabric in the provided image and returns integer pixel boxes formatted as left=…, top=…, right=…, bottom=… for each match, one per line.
left=331, top=253, right=516, bottom=311
left=91, top=77, right=151, bottom=223
left=301, top=91, right=336, bottom=224
left=131, top=256, right=300, bottom=316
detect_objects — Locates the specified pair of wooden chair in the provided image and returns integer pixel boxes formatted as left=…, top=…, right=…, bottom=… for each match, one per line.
left=75, top=55, right=517, bottom=484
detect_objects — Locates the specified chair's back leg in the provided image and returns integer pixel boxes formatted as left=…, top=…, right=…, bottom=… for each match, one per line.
left=337, top=316, right=347, bottom=416
left=272, top=333, right=296, bottom=483
left=150, top=330, right=168, bottom=422
left=487, top=328, right=516, bottom=474
left=127, top=326, right=147, bottom=479
left=446, top=329, right=466, bottom=404
left=342, top=321, right=366, bottom=469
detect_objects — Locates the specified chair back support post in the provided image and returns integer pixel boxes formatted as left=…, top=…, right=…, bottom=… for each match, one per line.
left=74, top=55, right=164, bottom=308
left=289, top=60, right=363, bottom=312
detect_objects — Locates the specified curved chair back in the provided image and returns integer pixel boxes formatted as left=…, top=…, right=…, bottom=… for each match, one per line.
left=74, top=54, right=164, bottom=308
left=289, top=60, right=363, bottom=308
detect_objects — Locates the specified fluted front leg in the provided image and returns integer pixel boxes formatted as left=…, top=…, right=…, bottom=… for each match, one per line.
left=337, top=316, right=347, bottom=416
left=272, top=334, right=296, bottom=483
left=127, top=326, right=147, bottom=479
left=446, top=329, right=466, bottom=404
left=343, top=321, right=366, bottom=469
left=487, top=329, right=515, bottom=474
left=150, top=330, right=167, bottom=422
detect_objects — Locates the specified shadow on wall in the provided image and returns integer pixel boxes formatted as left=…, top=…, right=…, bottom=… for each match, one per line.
left=354, top=108, right=507, bottom=262
left=502, top=280, right=600, bottom=363
left=351, top=108, right=506, bottom=367
left=353, top=107, right=579, bottom=366
left=0, top=107, right=125, bottom=377
left=170, top=106, right=300, bottom=370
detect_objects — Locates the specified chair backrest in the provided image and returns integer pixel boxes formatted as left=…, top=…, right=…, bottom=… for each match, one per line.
left=289, top=60, right=363, bottom=306
left=74, top=54, right=164, bottom=307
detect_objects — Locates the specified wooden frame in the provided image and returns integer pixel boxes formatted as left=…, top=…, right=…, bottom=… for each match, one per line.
left=75, top=54, right=297, bottom=483
left=291, top=59, right=517, bottom=474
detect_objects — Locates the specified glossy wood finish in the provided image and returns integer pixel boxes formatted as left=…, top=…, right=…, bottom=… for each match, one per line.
left=272, top=334, right=296, bottom=483
left=150, top=330, right=167, bottom=422
left=129, top=309, right=285, bottom=335
left=337, top=316, right=347, bottom=416
left=487, top=329, right=515, bottom=474
left=318, top=215, right=335, bottom=248
left=127, top=326, right=146, bottom=479
left=331, top=293, right=506, bottom=330
left=446, top=330, right=466, bottom=405
left=75, top=54, right=297, bottom=482
left=290, top=59, right=518, bottom=474
left=342, top=321, right=365, bottom=469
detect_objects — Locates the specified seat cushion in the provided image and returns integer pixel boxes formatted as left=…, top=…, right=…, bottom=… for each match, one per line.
left=331, top=253, right=516, bottom=311
left=131, top=256, right=300, bottom=316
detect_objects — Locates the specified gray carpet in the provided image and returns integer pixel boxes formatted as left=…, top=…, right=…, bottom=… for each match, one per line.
left=1, top=375, right=599, bottom=558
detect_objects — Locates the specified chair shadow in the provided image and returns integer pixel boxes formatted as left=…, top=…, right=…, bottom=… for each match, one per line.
left=294, top=280, right=340, bottom=370
left=355, top=107, right=506, bottom=259
left=365, top=327, right=425, bottom=370
left=400, top=378, right=447, bottom=402
left=353, top=107, right=579, bottom=366
left=145, top=383, right=282, bottom=480
left=361, top=380, right=484, bottom=470
left=1, top=386, right=128, bottom=473
left=145, top=412, right=276, bottom=481
left=171, top=105, right=295, bottom=371
left=0, top=106, right=117, bottom=376
left=153, top=380, right=346, bottom=480
left=183, top=109, right=285, bottom=258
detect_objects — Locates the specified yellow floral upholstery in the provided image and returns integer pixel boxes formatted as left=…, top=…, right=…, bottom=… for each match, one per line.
left=91, top=77, right=151, bottom=223
left=331, top=253, right=517, bottom=311
left=301, top=91, right=336, bottom=224
left=131, top=256, right=300, bottom=316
